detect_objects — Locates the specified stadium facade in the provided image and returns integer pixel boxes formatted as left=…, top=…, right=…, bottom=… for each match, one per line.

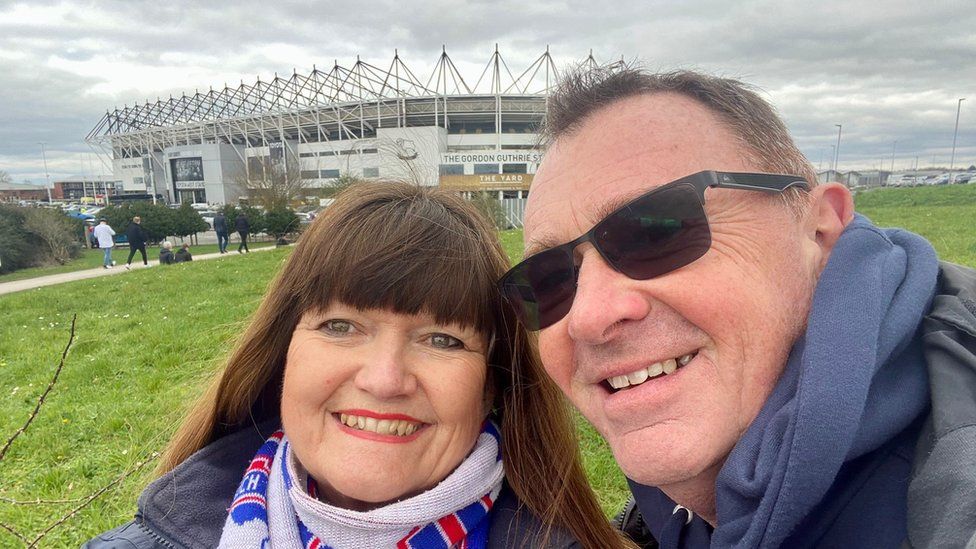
left=87, top=48, right=602, bottom=209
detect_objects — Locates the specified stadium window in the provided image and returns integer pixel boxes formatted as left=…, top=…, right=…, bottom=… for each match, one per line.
left=361, top=148, right=378, bottom=154
left=320, top=150, right=336, bottom=157
left=473, top=164, right=499, bottom=175
left=502, top=191, right=520, bottom=199
left=321, top=169, right=340, bottom=179
left=502, top=163, right=527, bottom=174
left=439, top=164, right=464, bottom=175
left=300, top=170, right=320, bottom=179
left=363, top=167, right=379, bottom=178
left=299, top=152, right=318, bottom=158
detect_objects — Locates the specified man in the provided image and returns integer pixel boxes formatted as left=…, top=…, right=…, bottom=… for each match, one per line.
left=504, top=68, right=976, bottom=547
left=92, top=218, right=115, bottom=269
left=213, top=211, right=229, bottom=254
left=124, top=216, right=149, bottom=269
left=235, top=212, right=250, bottom=253
left=158, top=241, right=175, bottom=265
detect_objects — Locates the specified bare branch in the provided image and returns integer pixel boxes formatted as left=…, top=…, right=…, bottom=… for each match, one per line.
left=27, top=452, right=159, bottom=548
left=0, top=314, right=77, bottom=463
left=0, top=495, right=89, bottom=505
left=0, top=521, right=27, bottom=544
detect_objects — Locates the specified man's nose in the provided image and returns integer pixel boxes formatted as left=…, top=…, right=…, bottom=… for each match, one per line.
left=353, top=343, right=418, bottom=398
left=565, top=248, right=652, bottom=344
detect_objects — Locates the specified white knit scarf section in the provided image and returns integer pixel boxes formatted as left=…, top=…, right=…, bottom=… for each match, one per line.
left=218, top=429, right=505, bottom=549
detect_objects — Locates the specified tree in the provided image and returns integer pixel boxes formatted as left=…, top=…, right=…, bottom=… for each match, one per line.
left=263, top=206, right=300, bottom=239
left=172, top=203, right=209, bottom=241
left=469, top=191, right=508, bottom=230
left=99, top=203, right=176, bottom=244
left=233, top=157, right=309, bottom=210
left=0, top=169, right=11, bottom=186
left=321, top=173, right=366, bottom=198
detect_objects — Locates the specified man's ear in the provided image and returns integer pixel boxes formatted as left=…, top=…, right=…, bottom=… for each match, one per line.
left=805, top=183, right=855, bottom=271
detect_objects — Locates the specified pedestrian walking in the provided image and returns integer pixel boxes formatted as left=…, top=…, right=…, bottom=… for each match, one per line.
left=124, top=216, right=149, bottom=269
left=92, top=218, right=116, bottom=269
left=213, top=211, right=229, bottom=254
left=235, top=213, right=250, bottom=253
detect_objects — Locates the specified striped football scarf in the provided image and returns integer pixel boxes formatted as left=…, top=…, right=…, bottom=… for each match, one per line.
left=218, top=421, right=504, bottom=549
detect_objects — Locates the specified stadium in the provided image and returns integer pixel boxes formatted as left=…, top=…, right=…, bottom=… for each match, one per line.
left=86, top=47, right=602, bottom=221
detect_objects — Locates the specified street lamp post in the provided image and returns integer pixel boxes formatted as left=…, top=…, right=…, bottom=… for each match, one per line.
left=891, top=140, right=897, bottom=173
left=833, top=124, right=843, bottom=186
left=38, top=142, right=53, bottom=202
left=829, top=144, right=836, bottom=181
left=950, top=98, right=965, bottom=181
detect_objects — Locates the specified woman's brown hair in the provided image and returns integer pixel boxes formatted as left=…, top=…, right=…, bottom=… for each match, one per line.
left=159, top=181, right=632, bottom=548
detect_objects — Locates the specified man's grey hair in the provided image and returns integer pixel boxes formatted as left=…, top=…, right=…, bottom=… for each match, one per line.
left=541, top=65, right=817, bottom=211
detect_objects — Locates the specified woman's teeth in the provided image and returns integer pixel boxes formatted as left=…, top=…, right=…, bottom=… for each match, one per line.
left=607, top=352, right=697, bottom=391
left=338, top=414, right=421, bottom=436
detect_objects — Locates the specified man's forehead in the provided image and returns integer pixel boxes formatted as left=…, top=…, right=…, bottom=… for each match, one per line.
left=524, top=93, right=748, bottom=257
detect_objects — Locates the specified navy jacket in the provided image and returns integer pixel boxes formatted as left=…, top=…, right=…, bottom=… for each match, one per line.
left=213, top=214, right=228, bottom=234
left=125, top=222, right=148, bottom=247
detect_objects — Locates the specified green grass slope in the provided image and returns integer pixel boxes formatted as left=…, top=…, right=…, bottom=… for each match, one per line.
left=2, top=184, right=974, bottom=545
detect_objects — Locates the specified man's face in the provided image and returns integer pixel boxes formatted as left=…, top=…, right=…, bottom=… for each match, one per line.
left=524, top=93, right=818, bottom=488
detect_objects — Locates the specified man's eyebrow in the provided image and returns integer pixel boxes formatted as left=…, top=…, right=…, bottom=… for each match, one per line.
left=592, top=187, right=650, bottom=224
left=522, top=187, right=655, bottom=259
left=523, top=233, right=562, bottom=259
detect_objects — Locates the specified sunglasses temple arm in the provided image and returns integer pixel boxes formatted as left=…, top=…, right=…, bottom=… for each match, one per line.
left=711, top=173, right=810, bottom=193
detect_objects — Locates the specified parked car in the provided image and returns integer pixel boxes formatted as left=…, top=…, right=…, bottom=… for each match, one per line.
left=199, top=210, right=217, bottom=229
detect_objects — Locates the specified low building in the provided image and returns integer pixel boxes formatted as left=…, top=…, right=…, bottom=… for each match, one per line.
left=52, top=176, right=122, bottom=201
left=0, top=181, right=48, bottom=202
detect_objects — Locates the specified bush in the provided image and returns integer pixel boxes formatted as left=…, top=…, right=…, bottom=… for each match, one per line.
left=264, top=207, right=300, bottom=238
left=0, top=205, right=33, bottom=273
left=0, top=205, right=84, bottom=273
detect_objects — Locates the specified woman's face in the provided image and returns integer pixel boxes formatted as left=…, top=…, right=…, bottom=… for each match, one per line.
left=281, top=303, right=490, bottom=511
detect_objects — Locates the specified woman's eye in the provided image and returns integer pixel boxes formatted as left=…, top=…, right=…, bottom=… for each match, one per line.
left=321, top=320, right=354, bottom=334
left=429, top=333, right=463, bottom=349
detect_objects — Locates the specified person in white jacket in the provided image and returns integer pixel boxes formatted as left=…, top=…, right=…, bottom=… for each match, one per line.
left=92, top=218, right=116, bottom=269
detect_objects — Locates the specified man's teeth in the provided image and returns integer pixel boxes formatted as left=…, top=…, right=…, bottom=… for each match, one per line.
left=339, top=414, right=421, bottom=436
left=607, top=353, right=696, bottom=390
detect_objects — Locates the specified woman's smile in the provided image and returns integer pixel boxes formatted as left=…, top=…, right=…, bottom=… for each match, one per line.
left=333, top=409, right=428, bottom=442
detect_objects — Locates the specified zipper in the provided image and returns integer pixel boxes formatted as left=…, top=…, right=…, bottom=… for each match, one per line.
left=135, top=514, right=181, bottom=549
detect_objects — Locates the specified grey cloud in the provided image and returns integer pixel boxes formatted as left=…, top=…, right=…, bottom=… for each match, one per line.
left=1, top=0, right=974, bottom=178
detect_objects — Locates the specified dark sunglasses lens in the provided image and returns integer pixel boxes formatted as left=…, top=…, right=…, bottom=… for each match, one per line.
left=501, top=247, right=576, bottom=330
left=596, top=183, right=711, bottom=279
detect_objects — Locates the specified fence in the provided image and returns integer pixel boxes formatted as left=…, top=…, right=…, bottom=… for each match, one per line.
left=500, top=198, right=527, bottom=229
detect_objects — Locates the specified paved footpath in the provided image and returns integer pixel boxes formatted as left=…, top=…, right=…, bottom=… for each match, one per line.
left=0, top=246, right=282, bottom=297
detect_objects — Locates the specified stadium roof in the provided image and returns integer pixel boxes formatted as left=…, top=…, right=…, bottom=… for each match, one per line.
left=88, top=47, right=604, bottom=139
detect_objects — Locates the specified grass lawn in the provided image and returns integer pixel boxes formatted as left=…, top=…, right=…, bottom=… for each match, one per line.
left=1, top=184, right=974, bottom=546
left=0, top=240, right=276, bottom=283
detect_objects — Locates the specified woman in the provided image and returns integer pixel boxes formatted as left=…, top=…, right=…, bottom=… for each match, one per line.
left=86, top=182, right=632, bottom=548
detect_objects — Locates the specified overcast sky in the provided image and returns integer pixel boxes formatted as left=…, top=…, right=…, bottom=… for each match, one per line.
left=2, top=0, right=974, bottom=183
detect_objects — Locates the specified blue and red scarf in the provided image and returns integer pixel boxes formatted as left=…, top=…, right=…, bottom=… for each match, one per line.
left=218, top=422, right=505, bottom=549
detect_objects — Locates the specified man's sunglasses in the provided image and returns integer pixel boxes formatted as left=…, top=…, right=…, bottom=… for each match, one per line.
left=498, top=171, right=810, bottom=330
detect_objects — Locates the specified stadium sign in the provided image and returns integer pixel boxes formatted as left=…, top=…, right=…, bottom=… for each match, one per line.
left=440, top=151, right=543, bottom=164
